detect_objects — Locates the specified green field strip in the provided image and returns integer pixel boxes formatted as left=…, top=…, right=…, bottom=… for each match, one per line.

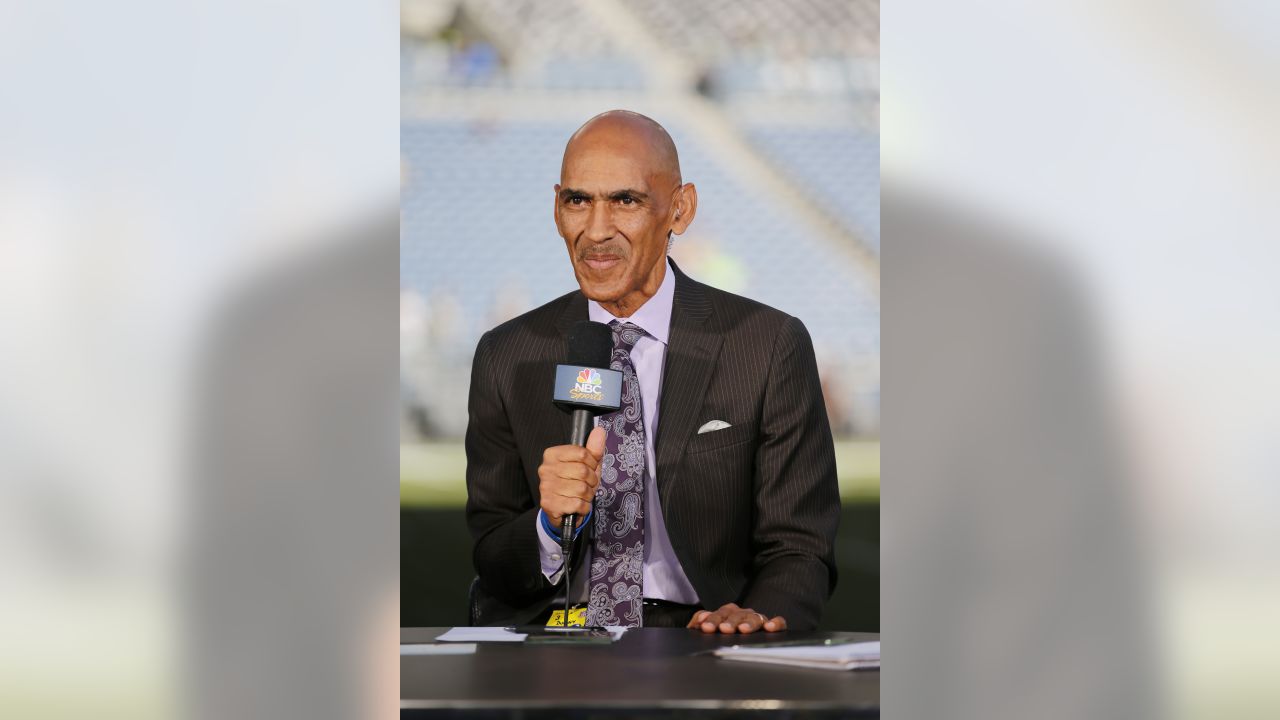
left=401, top=441, right=879, bottom=508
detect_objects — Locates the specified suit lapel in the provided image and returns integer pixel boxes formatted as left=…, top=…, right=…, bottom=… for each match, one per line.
left=554, top=292, right=588, bottom=339
left=655, top=262, right=722, bottom=497
left=538, top=291, right=588, bottom=450
left=548, top=268, right=720, bottom=496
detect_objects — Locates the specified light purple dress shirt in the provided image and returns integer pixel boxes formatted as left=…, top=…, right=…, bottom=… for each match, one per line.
left=536, top=261, right=700, bottom=604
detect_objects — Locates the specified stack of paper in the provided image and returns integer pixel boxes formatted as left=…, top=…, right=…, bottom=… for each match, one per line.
left=714, top=640, right=880, bottom=671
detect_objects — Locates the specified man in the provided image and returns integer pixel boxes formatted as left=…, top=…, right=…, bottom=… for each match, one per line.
left=465, top=110, right=839, bottom=632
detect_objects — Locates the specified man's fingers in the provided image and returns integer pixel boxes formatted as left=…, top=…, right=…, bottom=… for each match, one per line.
left=735, top=611, right=768, bottom=634
left=568, top=461, right=596, bottom=489
left=696, top=603, right=739, bottom=633
left=550, top=479, right=588, bottom=499
left=544, top=496, right=592, bottom=523
left=544, top=444, right=601, bottom=471
left=585, top=427, right=607, bottom=462
left=692, top=603, right=783, bottom=634
left=686, top=610, right=711, bottom=629
left=718, top=611, right=743, bottom=633
left=561, top=463, right=600, bottom=490
left=689, top=604, right=779, bottom=634
left=551, top=496, right=594, bottom=519
left=698, top=610, right=729, bottom=633
left=722, top=609, right=759, bottom=634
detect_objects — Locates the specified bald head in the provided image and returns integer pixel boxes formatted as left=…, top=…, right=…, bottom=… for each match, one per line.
left=561, top=110, right=681, bottom=187
left=553, top=110, right=697, bottom=318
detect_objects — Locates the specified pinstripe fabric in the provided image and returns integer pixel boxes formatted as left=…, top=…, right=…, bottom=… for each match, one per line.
left=464, top=260, right=840, bottom=630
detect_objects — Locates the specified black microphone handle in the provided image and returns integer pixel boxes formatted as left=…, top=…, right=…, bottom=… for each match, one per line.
left=561, top=408, right=594, bottom=548
left=567, top=407, right=593, bottom=446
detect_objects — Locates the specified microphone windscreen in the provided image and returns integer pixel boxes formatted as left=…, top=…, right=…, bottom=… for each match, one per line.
left=566, top=320, right=613, bottom=368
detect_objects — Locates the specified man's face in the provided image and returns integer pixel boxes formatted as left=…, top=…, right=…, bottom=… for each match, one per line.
left=555, top=133, right=676, bottom=312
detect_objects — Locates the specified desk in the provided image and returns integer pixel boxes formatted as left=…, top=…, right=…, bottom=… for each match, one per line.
left=401, top=627, right=879, bottom=717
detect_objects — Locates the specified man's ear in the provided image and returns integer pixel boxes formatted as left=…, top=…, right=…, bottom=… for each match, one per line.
left=552, top=183, right=564, bottom=236
left=671, top=183, right=698, bottom=236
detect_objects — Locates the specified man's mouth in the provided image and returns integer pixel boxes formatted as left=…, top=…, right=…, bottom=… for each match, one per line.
left=582, top=255, right=622, bottom=272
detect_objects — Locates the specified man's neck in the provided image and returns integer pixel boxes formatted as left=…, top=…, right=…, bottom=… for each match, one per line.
left=597, top=260, right=668, bottom=318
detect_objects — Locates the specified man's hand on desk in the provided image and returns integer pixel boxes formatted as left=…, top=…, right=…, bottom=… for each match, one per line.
left=688, top=603, right=787, bottom=634
left=538, top=427, right=606, bottom=528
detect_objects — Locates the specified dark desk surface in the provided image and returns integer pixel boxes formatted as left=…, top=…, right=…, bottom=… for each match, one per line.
left=401, top=627, right=879, bottom=717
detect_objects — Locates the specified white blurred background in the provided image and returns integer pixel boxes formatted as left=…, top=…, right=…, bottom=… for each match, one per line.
left=884, top=1, right=1280, bottom=718
left=0, top=1, right=398, bottom=718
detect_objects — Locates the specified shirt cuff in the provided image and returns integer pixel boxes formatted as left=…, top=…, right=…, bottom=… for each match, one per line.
left=539, top=508, right=592, bottom=541
left=536, top=509, right=591, bottom=585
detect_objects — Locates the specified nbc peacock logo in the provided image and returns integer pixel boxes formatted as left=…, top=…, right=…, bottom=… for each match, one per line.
left=570, top=368, right=604, bottom=401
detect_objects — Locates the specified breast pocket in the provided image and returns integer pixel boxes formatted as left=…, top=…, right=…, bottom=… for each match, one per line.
left=680, top=423, right=757, bottom=522
left=685, top=422, right=755, bottom=455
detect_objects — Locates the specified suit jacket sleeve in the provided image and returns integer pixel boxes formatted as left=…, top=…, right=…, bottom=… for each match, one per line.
left=741, top=315, right=841, bottom=630
left=464, top=330, right=555, bottom=606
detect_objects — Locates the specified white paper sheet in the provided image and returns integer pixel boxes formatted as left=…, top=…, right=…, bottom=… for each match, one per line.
left=714, top=640, right=880, bottom=671
left=400, top=643, right=477, bottom=655
left=435, top=627, right=528, bottom=643
left=432, top=626, right=630, bottom=643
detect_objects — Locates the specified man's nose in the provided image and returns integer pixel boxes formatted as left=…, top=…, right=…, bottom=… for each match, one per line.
left=584, top=202, right=615, bottom=243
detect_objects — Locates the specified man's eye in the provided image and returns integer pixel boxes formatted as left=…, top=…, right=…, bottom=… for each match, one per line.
left=568, top=197, right=586, bottom=205
left=618, top=197, right=634, bottom=205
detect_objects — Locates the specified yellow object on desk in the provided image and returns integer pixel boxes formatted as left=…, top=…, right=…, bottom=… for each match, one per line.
left=547, top=606, right=588, bottom=627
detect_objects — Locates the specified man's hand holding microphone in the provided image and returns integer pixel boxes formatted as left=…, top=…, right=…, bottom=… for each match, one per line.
left=538, top=425, right=787, bottom=634
left=538, top=426, right=606, bottom=533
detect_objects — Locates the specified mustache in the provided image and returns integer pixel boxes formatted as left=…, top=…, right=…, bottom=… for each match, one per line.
left=577, top=243, right=629, bottom=261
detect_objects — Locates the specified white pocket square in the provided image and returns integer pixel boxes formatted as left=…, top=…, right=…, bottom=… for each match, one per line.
left=697, top=420, right=732, bottom=435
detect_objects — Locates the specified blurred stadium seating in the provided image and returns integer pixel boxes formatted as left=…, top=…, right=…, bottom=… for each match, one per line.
left=401, top=0, right=879, bottom=441
left=746, top=124, right=881, bottom=253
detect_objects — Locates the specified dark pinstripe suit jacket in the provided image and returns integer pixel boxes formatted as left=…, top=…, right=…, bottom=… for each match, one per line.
left=464, top=261, right=839, bottom=630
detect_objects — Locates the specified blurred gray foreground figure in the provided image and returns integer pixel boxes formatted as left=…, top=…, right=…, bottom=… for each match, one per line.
left=882, top=183, right=1156, bottom=719
left=187, top=213, right=398, bottom=720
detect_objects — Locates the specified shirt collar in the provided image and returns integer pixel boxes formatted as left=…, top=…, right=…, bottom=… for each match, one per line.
left=587, top=258, right=675, bottom=346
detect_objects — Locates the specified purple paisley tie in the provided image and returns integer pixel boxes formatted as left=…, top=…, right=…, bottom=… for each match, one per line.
left=586, top=321, right=647, bottom=628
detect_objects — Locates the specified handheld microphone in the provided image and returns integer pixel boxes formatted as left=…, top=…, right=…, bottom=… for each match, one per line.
left=552, top=321, right=621, bottom=548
